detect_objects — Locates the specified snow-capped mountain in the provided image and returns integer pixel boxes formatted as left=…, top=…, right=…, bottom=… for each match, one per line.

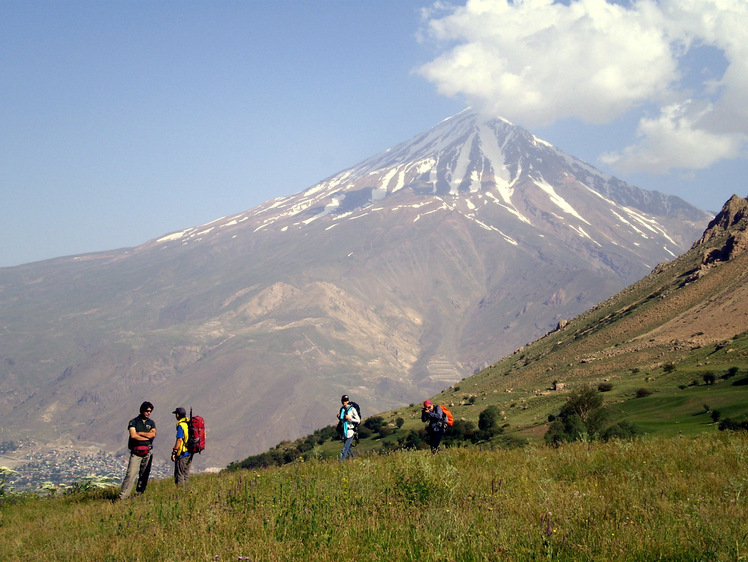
left=0, top=111, right=710, bottom=467
left=157, top=110, right=702, bottom=268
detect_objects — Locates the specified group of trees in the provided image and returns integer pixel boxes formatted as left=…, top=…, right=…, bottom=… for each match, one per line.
left=230, top=369, right=748, bottom=471
left=226, top=425, right=339, bottom=471
left=227, top=404, right=513, bottom=471
left=544, top=384, right=643, bottom=446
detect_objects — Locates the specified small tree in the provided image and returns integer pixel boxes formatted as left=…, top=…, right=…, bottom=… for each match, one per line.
left=478, top=406, right=500, bottom=432
left=560, top=384, right=603, bottom=424
left=545, top=384, right=607, bottom=444
left=601, top=421, right=644, bottom=441
left=363, top=416, right=384, bottom=433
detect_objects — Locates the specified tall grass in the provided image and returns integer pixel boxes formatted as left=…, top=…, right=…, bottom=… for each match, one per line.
left=1, top=433, right=747, bottom=561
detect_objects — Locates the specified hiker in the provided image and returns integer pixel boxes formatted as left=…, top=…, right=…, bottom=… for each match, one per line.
left=171, top=407, right=193, bottom=486
left=119, top=401, right=157, bottom=499
left=338, top=394, right=360, bottom=460
left=421, top=400, right=447, bottom=453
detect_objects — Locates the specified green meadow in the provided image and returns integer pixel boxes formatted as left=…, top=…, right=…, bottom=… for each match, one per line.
left=2, top=432, right=747, bottom=561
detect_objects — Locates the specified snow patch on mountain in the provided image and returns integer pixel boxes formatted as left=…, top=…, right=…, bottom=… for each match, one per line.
left=150, top=109, right=707, bottom=268
left=533, top=177, right=589, bottom=225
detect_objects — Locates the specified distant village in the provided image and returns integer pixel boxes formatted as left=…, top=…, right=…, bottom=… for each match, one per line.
left=0, top=439, right=171, bottom=493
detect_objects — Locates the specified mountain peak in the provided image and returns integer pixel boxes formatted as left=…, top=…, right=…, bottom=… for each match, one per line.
left=696, top=194, right=748, bottom=247
left=232, top=110, right=708, bottom=249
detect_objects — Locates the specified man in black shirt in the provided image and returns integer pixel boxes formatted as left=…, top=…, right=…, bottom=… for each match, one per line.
left=119, top=401, right=157, bottom=500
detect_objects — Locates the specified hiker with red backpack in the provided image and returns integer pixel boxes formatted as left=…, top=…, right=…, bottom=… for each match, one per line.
left=171, top=407, right=193, bottom=486
left=421, top=400, right=451, bottom=453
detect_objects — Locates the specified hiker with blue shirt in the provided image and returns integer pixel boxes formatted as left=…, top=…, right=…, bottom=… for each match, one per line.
left=338, top=395, right=360, bottom=460
left=171, top=407, right=193, bottom=486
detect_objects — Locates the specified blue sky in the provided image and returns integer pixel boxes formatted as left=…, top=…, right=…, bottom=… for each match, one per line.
left=2, top=1, right=746, bottom=267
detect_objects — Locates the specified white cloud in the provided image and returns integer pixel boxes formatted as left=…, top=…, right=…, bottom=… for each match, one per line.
left=418, top=0, right=748, bottom=174
left=600, top=101, right=744, bottom=174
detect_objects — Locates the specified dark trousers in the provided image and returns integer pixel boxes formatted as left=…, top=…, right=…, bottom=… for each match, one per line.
left=429, top=430, right=444, bottom=453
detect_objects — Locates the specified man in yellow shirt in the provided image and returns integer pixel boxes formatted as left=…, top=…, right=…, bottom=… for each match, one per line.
left=171, top=407, right=193, bottom=486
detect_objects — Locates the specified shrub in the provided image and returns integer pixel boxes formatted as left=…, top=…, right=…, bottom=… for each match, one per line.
left=544, top=384, right=608, bottom=445
left=442, top=419, right=480, bottom=447
left=600, top=421, right=644, bottom=441
left=635, top=388, right=652, bottom=398
left=378, top=426, right=395, bottom=438
left=703, top=372, right=716, bottom=385
left=561, top=384, right=603, bottom=421
left=357, top=426, right=373, bottom=439
left=597, top=382, right=614, bottom=392
left=364, top=416, right=385, bottom=433
left=398, top=429, right=428, bottom=450
left=478, top=406, right=500, bottom=432
left=718, top=417, right=748, bottom=431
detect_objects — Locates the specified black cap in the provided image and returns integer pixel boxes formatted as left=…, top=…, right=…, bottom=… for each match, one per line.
left=172, top=407, right=186, bottom=417
left=341, top=395, right=349, bottom=403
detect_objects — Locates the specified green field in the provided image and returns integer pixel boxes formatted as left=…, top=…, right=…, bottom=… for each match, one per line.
left=2, top=432, right=747, bottom=561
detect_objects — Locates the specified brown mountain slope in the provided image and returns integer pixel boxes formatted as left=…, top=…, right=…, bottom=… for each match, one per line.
left=234, top=195, right=748, bottom=466
left=431, top=194, right=748, bottom=416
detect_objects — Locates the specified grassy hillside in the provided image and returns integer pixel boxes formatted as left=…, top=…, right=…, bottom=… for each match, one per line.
left=1, top=432, right=747, bottom=561
left=228, top=197, right=748, bottom=466
left=2, top=199, right=746, bottom=560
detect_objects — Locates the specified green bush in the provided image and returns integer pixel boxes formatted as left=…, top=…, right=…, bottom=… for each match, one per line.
left=600, top=421, right=644, bottom=441
left=718, top=417, right=748, bottom=431
left=478, top=405, right=500, bottom=432
left=545, top=384, right=610, bottom=445
left=363, top=416, right=385, bottom=433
